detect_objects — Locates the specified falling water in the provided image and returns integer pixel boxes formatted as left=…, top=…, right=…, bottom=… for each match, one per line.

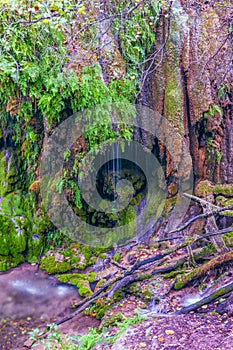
left=2, top=126, right=12, bottom=173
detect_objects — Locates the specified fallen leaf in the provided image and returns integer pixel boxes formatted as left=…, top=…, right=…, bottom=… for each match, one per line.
left=139, top=343, right=147, bottom=347
left=158, top=337, right=164, bottom=342
left=165, top=329, right=175, bottom=335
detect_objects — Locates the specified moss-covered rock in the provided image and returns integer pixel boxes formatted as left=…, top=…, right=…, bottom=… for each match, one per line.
left=0, top=191, right=51, bottom=270
left=40, top=255, right=72, bottom=274
left=0, top=149, right=20, bottom=196
left=195, top=180, right=214, bottom=198
left=55, top=271, right=96, bottom=297
left=213, top=184, right=233, bottom=196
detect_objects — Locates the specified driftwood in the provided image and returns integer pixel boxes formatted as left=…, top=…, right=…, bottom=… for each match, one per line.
left=52, top=238, right=198, bottom=327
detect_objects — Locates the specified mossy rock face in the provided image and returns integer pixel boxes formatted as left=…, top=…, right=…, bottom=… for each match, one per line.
left=0, top=149, right=20, bottom=196
left=0, top=215, right=27, bottom=256
left=0, top=192, right=51, bottom=269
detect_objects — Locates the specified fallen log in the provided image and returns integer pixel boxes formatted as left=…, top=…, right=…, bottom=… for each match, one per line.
left=174, top=250, right=233, bottom=290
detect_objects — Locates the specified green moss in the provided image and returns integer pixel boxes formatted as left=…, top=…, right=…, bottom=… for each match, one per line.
left=98, top=253, right=107, bottom=259
left=81, top=245, right=92, bottom=261
left=223, top=232, right=233, bottom=247
left=112, top=289, right=125, bottom=302
left=163, top=270, right=184, bottom=279
left=40, top=255, right=72, bottom=274
left=102, top=312, right=125, bottom=328
left=195, top=244, right=216, bottom=259
left=79, top=287, right=92, bottom=297
left=136, top=273, right=152, bottom=281
left=0, top=150, right=20, bottom=196
left=11, top=253, right=25, bottom=267
left=0, top=256, right=11, bottom=271
left=55, top=271, right=96, bottom=297
left=213, top=184, right=233, bottom=196
left=195, top=180, right=213, bottom=197
left=27, top=234, right=44, bottom=263
left=173, top=281, right=185, bottom=290
left=143, top=289, right=154, bottom=302
left=0, top=215, right=27, bottom=257
left=129, top=283, right=142, bottom=297
left=215, top=196, right=233, bottom=216
left=113, top=253, right=121, bottom=263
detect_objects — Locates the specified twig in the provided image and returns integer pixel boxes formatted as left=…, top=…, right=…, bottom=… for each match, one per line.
left=168, top=194, right=233, bottom=234
left=157, top=227, right=233, bottom=242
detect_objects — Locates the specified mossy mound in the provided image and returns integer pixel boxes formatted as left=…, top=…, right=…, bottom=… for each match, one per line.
left=55, top=271, right=96, bottom=297
left=195, top=181, right=233, bottom=199
left=213, top=184, right=233, bottom=197
left=40, top=255, right=72, bottom=274
left=195, top=180, right=214, bottom=197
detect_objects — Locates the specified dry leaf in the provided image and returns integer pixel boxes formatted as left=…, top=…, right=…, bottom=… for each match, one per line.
left=165, top=329, right=175, bottom=335
left=158, top=337, right=165, bottom=342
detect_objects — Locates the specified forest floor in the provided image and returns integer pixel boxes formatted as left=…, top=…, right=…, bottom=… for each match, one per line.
left=109, top=312, right=233, bottom=350
left=2, top=243, right=233, bottom=350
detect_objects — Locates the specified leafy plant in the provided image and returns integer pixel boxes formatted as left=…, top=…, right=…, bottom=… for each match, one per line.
left=29, top=310, right=144, bottom=349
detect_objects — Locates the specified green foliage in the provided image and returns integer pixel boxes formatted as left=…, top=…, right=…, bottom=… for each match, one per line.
left=30, top=310, right=143, bottom=349
left=29, top=323, right=77, bottom=349
left=218, top=84, right=231, bottom=101
left=111, top=0, right=161, bottom=78
left=0, top=1, right=145, bottom=185
left=204, top=104, right=223, bottom=118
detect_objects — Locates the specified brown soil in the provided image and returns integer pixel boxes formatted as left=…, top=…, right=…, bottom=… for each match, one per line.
left=0, top=264, right=100, bottom=350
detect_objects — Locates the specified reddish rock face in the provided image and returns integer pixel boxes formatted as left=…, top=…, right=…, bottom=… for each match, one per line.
left=140, top=0, right=232, bottom=186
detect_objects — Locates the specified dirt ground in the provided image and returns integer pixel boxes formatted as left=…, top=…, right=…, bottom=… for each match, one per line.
left=110, top=313, right=233, bottom=350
